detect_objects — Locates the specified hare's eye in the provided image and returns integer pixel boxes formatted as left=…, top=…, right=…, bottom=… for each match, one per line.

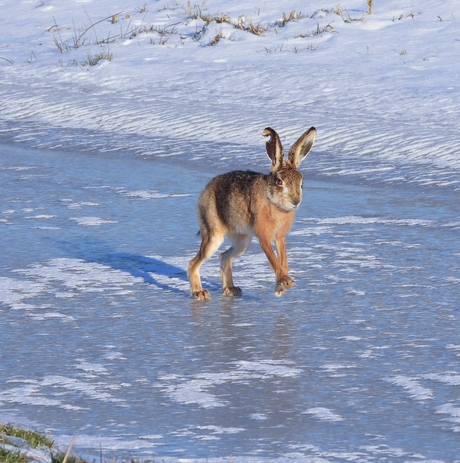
left=275, top=177, right=283, bottom=186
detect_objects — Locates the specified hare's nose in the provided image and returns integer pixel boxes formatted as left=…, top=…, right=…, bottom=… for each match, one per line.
left=292, top=198, right=301, bottom=207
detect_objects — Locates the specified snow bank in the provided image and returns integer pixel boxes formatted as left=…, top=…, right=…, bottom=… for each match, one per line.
left=1, top=0, right=460, bottom=187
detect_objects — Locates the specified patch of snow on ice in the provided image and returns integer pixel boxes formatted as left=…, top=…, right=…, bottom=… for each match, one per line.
left=235, top=360, right=302, bottom=377
left=315, top=216, right=436, bottom=227
left=24, top=214, right=56, bottom=219
left=423, top=373, right=460, bottom=386
left=158, top=360, right=302, bottom=408
left=75, top=360, right=109, bottom=376
left=28, top=312, right=76, bottom=322
left=70, top=217, right=117, bottom=226
left=67, top=202, right=99, bottom=209
left=0, top=384, right=62, bottom=407
left=160, top=378, right=227, bottom=409
left=321, top=363, right=358, bottom=373
left=122, top=190, right=192, bottom=200
left=124, top=190, right=170, bottom=199
left=0, top=277, right=44, bottom=309
left=53, top=434, right=159, bottom=452
left=16, top=258, right=144, bottom=292
left=249, top=413, right=267, bottom=421
left=303, top=407, right=344, bottom=422
left=436, top=403, right=460, bottom=427
left=195, top=425, right=245, bottom=435
left=389, top=376, right=433, bottom=401
left=339, top=336, right=362, bottom=341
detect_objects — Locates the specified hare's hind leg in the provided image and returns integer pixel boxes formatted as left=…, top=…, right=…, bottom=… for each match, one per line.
left=220, top=233, right=251, bottom=297
left=189, top=233, right=224, bottom=300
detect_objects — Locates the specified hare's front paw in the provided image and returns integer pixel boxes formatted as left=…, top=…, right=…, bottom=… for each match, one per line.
left=222, top=286, right=242, bottom=297
left=192, top=290, right=212, bottom=301
left=275, top=275, right=295, bottom=297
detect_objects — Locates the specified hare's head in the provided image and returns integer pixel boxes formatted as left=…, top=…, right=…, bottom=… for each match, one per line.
left=263, top=127, right=316, bottom=211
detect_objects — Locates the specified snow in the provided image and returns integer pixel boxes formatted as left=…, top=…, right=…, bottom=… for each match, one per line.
left=1, top=0, right=460, bottom=186
left=1, top=0, right=460, bottom=462
left=303, top=408, right=345, bottom=422
left=388, top=375, right=434, bottom=401
left=157, top=360, right=302, bottom=408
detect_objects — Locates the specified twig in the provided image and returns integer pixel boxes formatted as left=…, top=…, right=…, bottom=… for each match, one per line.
left=367, top=0, right=373, bottom=14
left=75, top=11, right=123, bottom=45
left=83, top=5, right=99, bottom=44
left=0, top=56, right=14, bottom=64
left=62, top=436, right=75, bottom=463
left=52, top=16, right=66, bottom=51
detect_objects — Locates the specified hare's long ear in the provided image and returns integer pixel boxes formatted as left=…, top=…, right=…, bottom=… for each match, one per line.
left=263, top=127, right=284, bottom=172
left=287, top=127, right=316, bottom=169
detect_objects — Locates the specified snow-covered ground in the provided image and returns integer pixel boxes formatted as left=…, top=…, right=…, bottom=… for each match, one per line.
left=1, top=0, right=460, bottom=184
left=1, top=0, right=460, bottom=462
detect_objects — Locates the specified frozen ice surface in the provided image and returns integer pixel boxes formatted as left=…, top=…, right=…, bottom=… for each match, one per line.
left=1, top=140, right=459, bottom=463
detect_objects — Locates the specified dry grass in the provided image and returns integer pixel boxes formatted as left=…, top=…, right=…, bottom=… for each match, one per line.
left=47, top=2, right=374, bottom=60
left=295, top=23, right=336, bottom=38
left=85, top=49, right=113, bottom=66
left=209, top=29, right=224, bottom=46
left=367, top=0, right=374, bottom=14
left=0, top=56, right=14, bottom=64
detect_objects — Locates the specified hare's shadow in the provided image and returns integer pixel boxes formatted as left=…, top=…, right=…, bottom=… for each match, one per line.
left=105, top=253, right=187, bottom=294
left=104, top=253, right=221, bottom=295
left=56, top=236, right=222, bottom=295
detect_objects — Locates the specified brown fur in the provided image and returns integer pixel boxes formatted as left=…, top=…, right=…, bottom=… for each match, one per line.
left=188, top=126, right=316, bottom=300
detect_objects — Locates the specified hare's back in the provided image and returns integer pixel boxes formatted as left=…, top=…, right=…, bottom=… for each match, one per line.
left=202, top=170, right=263, bottom=230
left=210, top=170, right=262, bottom=202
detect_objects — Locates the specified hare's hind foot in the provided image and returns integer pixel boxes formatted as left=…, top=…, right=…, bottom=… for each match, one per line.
left=192, top=290, right=212, bottom=301
left=275, top=275, right=295, bottom=297
left=222, top=286, right=242, bottom=297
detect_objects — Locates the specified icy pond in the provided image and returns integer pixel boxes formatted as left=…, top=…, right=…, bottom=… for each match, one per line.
left=1, top=139, right=460, bottom=462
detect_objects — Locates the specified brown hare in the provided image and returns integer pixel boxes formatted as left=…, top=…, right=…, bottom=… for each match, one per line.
left=188, top=126, right=317, bottom=300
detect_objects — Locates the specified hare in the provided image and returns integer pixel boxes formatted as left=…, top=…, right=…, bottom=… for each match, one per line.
left=188, top=126, right=317, bottom=300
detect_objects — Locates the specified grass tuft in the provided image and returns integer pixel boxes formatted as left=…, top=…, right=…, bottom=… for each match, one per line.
left=274, top=10, right=308, bottom=27
left=1, top=423, right=54, bottom=449
left=0, top=423, right=93, bottom=463
left=85, top=49, right=113, bottom=66
left=295, top=23, right=336, bottom=38
left=264, top=43, right=284, bottom=54
left=233, top=17, right=267, bottom=36
left=0, top=447, right=24, bottom=463
left=332, top=4, right=363, bottom=23
left=1, top=422, right=54, bottom=463
left=209, top=29, right=224, bottom=46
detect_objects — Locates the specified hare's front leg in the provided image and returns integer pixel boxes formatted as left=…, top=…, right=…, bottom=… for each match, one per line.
left=275, top=236, right=289, bottom=274
left=220, top=233, right=251, bottom=296
left=258, top=235, right=295, bottom=297
left=274, top=236, right=294, bottom=297
left=274, top=274, right=295, bottom=297
left=188, top=233, right=224, bottom=301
